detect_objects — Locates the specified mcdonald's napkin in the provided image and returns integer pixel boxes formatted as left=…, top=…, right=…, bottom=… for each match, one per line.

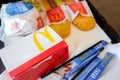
left=1, top=1, right=43, bottom=36
left=0, top=26, right=69, bottom=80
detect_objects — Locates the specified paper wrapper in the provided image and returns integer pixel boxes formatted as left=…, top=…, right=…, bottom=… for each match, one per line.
left=1, top=1, right=43, bottom=36
left=66, top=1, right=96, bottom=31
left=40, top=6, right=71, bottom=39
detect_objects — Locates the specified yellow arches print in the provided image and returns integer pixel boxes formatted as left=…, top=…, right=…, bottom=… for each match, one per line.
left=33, top=26, right=55, bottom=51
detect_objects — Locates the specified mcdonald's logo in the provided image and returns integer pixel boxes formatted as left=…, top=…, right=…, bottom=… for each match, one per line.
left=50, top=13, right=63, bottom=22
left=47, top=7, right=65, bottom=22
left=33, top=26, right=55, bottom=51
left=68, top=2, right=87, bottom=14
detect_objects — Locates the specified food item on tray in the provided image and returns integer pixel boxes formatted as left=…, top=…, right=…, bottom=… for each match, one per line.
left=41, top=6, right=71, bottom=39
left=72, top=13, right=96, bottom=31
left=54, top=0, right=75, bottom=6
left=54, top=0, right=65, bottom=6
left=50, top=20, right=71, bottom=39
left=40, top=0, right=51, bottom=10
left=48, top=0, right=58, bottom=8
left=1, top=1, right=43, bottom=36
left=65, top=1, right=96, bottom=31
left=64, top=0, right=75, bottom=5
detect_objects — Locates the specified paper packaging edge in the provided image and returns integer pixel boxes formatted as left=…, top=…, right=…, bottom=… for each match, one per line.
left=13, top=40, right=69, bottom=80
left=0, top=26, right=69, bottom=79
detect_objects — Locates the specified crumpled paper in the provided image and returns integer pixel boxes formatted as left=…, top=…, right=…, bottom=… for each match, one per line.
left=1, top=1, right=42, bottom=36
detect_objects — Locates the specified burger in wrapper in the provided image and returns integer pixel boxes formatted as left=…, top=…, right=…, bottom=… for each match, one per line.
left=41, top=6, right=71, bottom=39
left=1, top=1, right=43, bottom=36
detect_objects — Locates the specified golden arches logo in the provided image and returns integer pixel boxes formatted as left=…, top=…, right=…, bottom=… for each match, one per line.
left=49, top=13, right=63, bottom=22
left=33, top=27, right=55, bottom=51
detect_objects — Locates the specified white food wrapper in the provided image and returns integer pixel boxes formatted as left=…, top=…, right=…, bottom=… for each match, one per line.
left=1, top=1, right=43, bottom=36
